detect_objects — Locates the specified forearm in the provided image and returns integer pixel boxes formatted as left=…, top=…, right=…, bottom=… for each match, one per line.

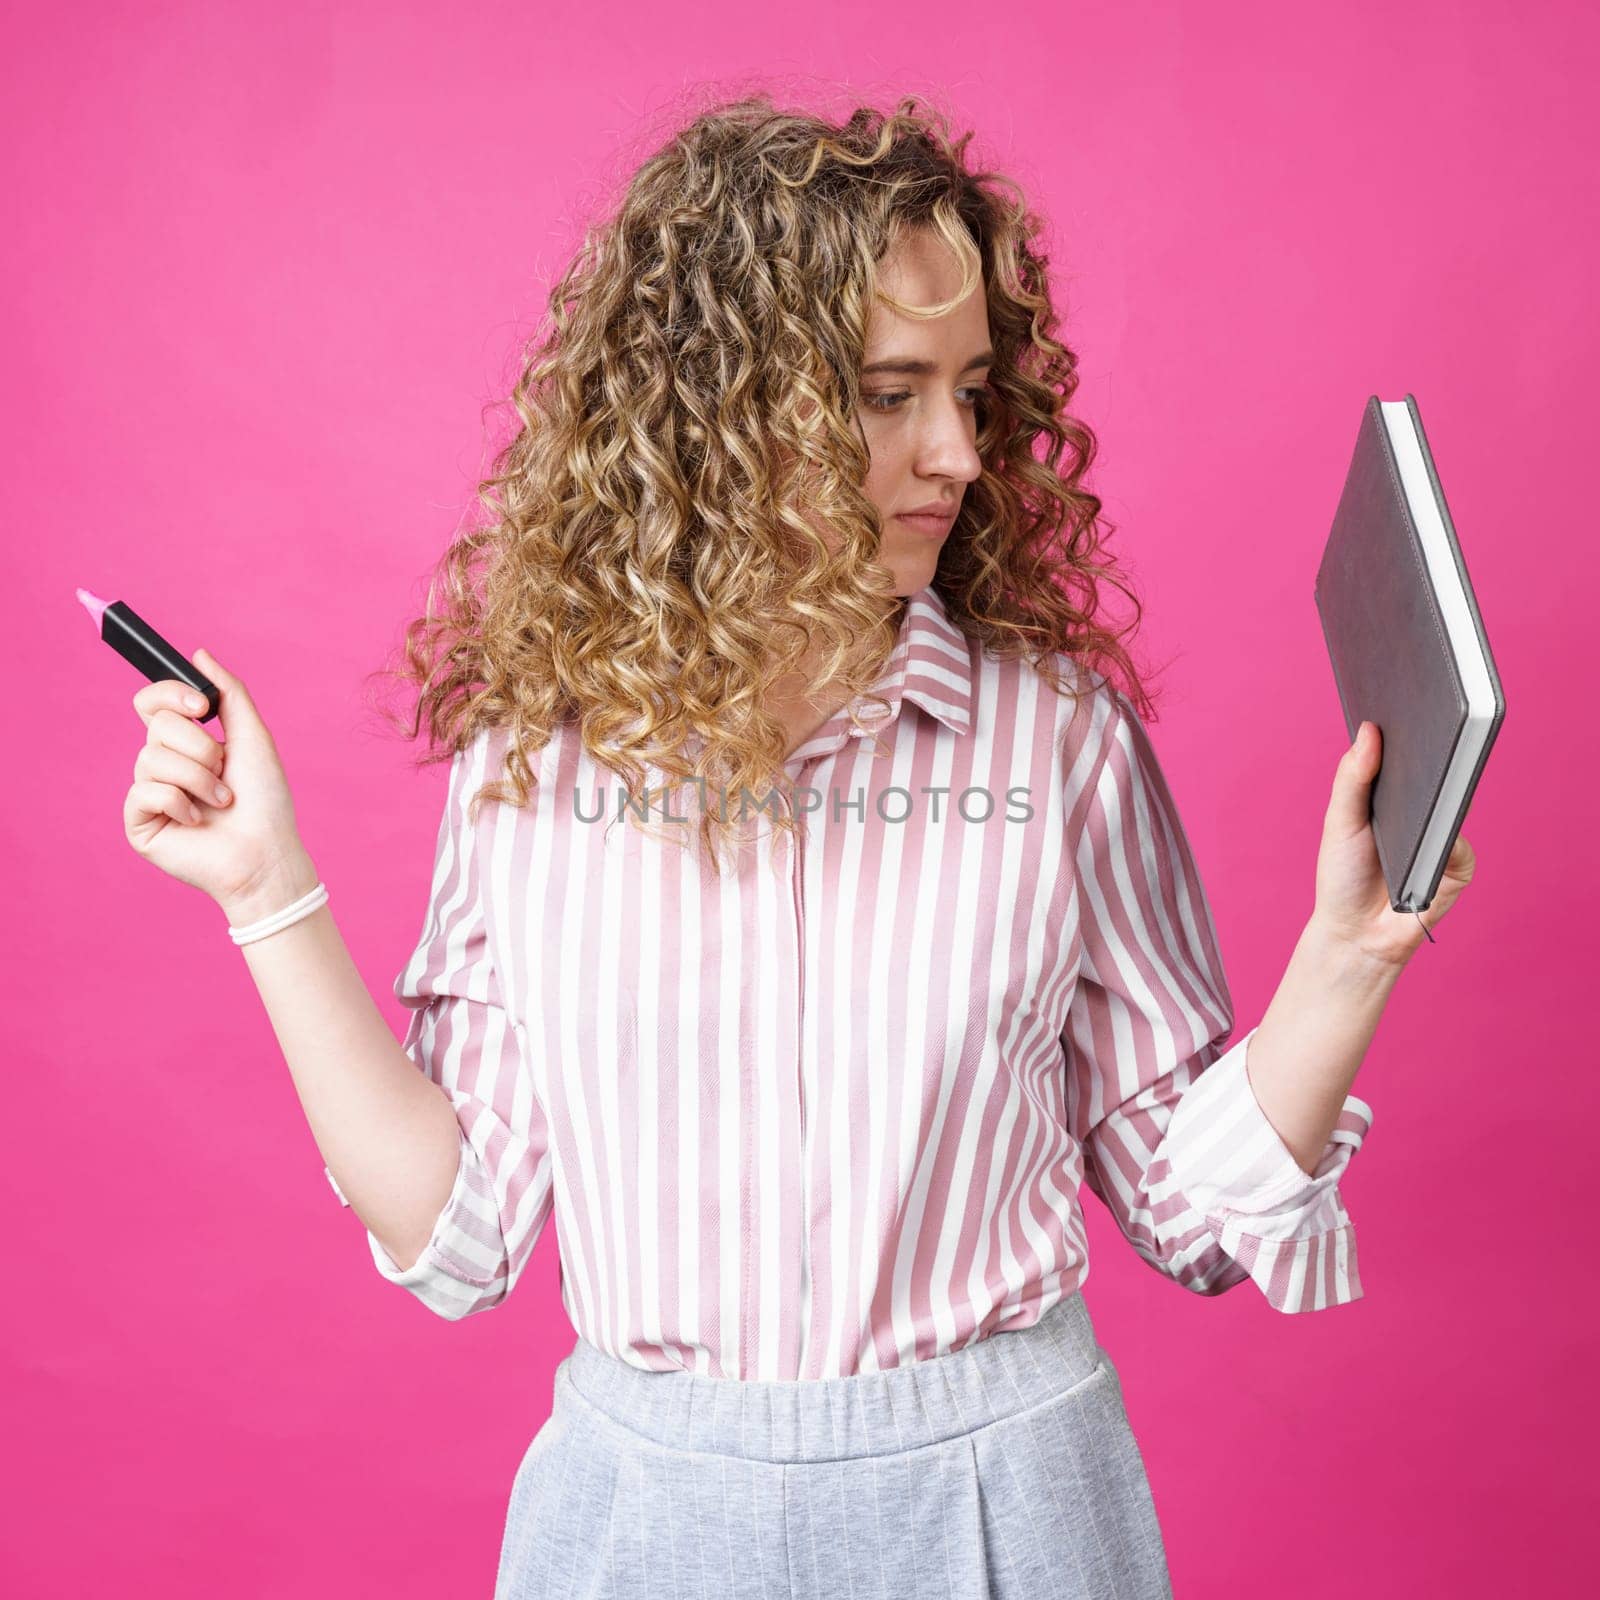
left=1245, top=914, right=1402, bottom=1176
left=221, top=849, right=462, bottom=1272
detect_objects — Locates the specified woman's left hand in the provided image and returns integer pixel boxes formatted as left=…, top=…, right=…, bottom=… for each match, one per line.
left=1311, top=720, right=1477, bottom=970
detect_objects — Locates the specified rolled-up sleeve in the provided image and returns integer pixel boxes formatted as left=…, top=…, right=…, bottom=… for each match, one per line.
left=1061, top=682, right=1373, bottom=1313
left=328, top=729, right=555, bottom=1320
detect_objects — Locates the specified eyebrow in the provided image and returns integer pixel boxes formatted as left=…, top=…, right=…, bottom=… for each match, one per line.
left=859, top=348, right=995, bottom=377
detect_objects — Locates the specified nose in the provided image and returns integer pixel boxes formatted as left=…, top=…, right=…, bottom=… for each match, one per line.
left=917, top=397, right=984, bottom=484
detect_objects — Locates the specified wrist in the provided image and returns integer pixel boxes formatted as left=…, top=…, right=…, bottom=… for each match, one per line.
left=218, top=846, right=322, bottom=929
left=1302, top=912, right=1407, bottom=996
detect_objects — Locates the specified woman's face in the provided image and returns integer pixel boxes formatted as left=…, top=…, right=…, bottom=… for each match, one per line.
left=855, top=227, right=992, bottom=596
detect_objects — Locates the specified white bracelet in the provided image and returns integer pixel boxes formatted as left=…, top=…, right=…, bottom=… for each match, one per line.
left=228, top=881, right=330, bottom=946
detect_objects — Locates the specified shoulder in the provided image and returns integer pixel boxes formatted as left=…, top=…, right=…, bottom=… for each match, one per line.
left=968, top=645, right=1135, bottom=796
left=445, top=720, right=525, bottom=826
left=1014, top=650, right=1129, bottom=764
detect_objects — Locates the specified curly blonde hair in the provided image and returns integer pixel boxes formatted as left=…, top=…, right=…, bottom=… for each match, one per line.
left=367, top=89, right=1163, bottom=873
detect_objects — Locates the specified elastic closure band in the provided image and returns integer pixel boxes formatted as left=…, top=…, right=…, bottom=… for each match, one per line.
left=560, top=1289, right=1108, bottom=1464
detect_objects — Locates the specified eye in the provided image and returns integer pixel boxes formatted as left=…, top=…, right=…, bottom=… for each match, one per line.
left=862, top=385, right=994, bottom=413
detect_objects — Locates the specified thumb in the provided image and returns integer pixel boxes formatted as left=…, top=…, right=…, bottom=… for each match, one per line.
left=1324, top=720, right=1382, bottom=843
left=193, top=646, right=264, bottom=743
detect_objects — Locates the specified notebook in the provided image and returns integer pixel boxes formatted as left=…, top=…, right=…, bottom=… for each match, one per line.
left=1314, top=394, right=1505, bottom=914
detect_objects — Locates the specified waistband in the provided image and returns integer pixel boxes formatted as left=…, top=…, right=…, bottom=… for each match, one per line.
left=559, top=1290, right=1107, bottom=1464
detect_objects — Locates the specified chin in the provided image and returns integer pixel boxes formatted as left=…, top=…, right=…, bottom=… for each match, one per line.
left=888, top=552, right=942, bottom=596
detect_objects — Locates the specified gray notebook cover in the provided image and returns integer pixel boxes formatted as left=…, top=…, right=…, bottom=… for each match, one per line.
left=1314, top=394, right=1505, bottom=913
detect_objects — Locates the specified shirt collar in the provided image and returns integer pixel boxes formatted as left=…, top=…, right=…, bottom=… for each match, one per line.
left=841, top=581, right=975, bottom=742
left=652, top=584, right=975, bottom=769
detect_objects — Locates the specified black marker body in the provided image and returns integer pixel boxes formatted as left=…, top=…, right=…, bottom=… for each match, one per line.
left=101, top=601, right=220, bottom=722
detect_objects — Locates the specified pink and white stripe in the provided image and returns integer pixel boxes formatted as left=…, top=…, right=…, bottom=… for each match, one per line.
left=327, top=584, right=1374, bottom=1378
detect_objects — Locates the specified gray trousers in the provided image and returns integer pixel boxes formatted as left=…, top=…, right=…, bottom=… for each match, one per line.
left=495, top=1290, right=1173, bottom=1598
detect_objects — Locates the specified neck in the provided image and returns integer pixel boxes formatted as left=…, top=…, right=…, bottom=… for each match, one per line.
left=764, top=594, right=907, bottom=726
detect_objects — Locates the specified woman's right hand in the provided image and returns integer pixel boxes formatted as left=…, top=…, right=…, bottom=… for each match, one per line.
left=123, top=646, right=310, bottom=915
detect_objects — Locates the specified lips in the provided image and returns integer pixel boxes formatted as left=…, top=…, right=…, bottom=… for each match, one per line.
left=895, top=509, right=958, bottom=535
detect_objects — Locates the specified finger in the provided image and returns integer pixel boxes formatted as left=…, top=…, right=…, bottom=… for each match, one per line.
left=129, top=778, right=205, bottom=827
left=192, top=647, right=266, bottom=744
left=135, top=744, right=233, bottom=808
left=146, top=706, right=225, bottom=777
left=1323, top=721, right=1383, bottom=843
left=133, top=679, right=212, bottom=727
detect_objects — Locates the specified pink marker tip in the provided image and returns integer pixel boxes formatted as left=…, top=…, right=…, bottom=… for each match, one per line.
left=76, top=586, right=111, bottom=626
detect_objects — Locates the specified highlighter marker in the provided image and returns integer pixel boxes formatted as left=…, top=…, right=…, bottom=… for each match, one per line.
left=75, top=587, right=220, bottom=723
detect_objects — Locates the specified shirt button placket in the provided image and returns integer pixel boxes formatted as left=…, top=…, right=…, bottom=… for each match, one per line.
left=774, top=774, right=811, bottom=1375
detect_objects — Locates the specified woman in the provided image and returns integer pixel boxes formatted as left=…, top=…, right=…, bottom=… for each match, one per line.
left=124, top=94, right=1475, bottom=1598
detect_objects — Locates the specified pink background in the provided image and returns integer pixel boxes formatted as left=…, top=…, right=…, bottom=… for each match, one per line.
left=4, top=1, right=1592, bottom=1594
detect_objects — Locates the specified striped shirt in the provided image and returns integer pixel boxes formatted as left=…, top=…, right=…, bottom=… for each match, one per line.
left=326, top=583, right=1373, bottom=1379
